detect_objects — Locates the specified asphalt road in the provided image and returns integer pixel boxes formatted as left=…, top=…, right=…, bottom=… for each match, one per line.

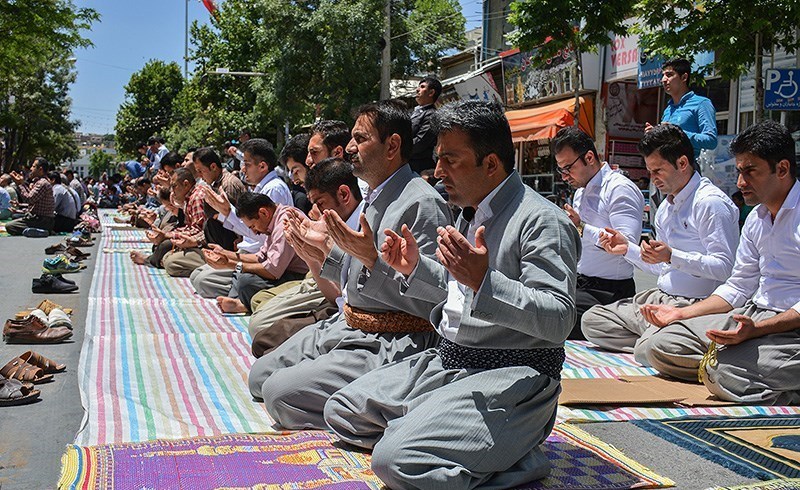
left=0, top=235, right=757, bottom=489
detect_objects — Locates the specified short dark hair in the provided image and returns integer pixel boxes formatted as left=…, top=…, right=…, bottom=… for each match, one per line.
left=136, top=141, right=147, bottom=149
left=160, top=151, right=183, bottom=170
left=431, top=100, right=515, bottom=173
left=33, top=157, right=50, bottom=173
left=236, top=192, right=275, bottom=219
left=552, top=127, right=599, bottom=161
left=279, top=134, right=310, bottom=166
left=157, top=137, right=166, bottom=144
left=136, top=177, right=151, bottom=187
left=730, top=119, right=797, bottom=179
left=241, top=138, right=278, bottom=170
left=310, top=120, right=351, bottom=154
left=304, top=157, right=362, bottom=202
left=48, top=171, right=61, bottom=183
left=420, top=76, right=443, bottom=101
left=638, top=124, right=696, bottom=169
left=662, top=58, right=692, bottom=78
left=192, top=147, right=222, bottom=169
left=147, top=137, right=157, bottom=146
left=157, top=187, right=171, bottom=201
left=238, top=128, right=252, bottom=138
left=173, top=167, right=195, bottom=186
left=354, top=100, right=413, bottom=162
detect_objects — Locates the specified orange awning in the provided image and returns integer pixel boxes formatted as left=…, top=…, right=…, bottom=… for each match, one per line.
left=506, top=97, right=595, bottom=143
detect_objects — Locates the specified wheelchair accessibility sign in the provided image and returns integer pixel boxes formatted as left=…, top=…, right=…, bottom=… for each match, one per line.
left=765, top=69, right=800, bottom=110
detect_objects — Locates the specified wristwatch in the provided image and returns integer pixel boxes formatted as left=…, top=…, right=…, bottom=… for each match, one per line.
left=234, top=261, right=243, bottom=274
left=575, top=220, right=585, bottom=237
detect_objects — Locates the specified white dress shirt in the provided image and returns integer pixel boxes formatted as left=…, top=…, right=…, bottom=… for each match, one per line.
left=624, top=172, right=739, bottom=298
left=574, top=163, right=644, bottom=280
left=221, top=170, right=293, bottom=253
left=714, top=180, right=800, bottom=313
left=438, top=174, right=510, bottom=341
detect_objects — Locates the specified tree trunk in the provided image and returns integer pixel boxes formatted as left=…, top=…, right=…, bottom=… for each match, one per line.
left=754, top=32, right=765, bottom=122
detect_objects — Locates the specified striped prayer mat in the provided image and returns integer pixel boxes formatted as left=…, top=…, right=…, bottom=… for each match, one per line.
left=59, top=425, right=673, bottom=489
left=558, top=342, right=800, bottom=423
left=75, top=213, right=274, bottom=446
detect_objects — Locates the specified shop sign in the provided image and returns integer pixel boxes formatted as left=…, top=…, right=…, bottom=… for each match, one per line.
left=440, top=73, right=503, bottom=105
left=765, top=69, right=800, bottom=110
left=605, top=33, right=640, bottom=81
left=606, top=81, right=659, bottom=139
left=503, top=48, right=577, bottom=106
left=637, top=50, right=664, bottom=89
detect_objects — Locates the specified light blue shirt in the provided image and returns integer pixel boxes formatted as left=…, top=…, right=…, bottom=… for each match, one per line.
left=661, top=91, right=717, bottom=158
left=0, top=187, right=10, bottom=211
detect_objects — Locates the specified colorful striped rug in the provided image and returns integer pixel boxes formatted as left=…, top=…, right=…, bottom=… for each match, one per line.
left=59, top=425, right=673, bottom=489
left=75, top=213, right=275, bottom=446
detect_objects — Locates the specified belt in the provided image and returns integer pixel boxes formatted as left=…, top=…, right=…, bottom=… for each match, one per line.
left=438, top=337, right=565, bottom=379
left=343, top=303, right=435, bottom=334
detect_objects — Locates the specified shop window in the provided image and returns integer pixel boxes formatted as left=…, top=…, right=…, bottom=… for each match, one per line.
left=739, top=111, right=754, bottom=131
left=691, top=78, right=730, bottom=113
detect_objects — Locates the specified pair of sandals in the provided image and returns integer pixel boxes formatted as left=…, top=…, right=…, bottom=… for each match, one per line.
left=28, top=308, right=73, bottom=330
left=0, top=351, right=66, bottom=406
left=15, top=299, right=73, bottom=321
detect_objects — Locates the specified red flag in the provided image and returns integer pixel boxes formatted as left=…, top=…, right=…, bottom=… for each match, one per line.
left=202, top=0, right=219, bottom=19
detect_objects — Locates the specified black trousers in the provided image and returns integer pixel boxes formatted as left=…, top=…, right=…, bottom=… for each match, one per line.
left=569, top=274, right=636, bottom=340
left=204, top=219, right=239, bottom=252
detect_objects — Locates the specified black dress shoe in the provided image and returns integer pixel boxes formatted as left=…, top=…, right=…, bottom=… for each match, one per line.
left=32, top=274, right=79, bottom=294
left=51, top=274, right=76, bottom=286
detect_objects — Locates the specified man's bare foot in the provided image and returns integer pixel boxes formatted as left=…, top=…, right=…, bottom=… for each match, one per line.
left=216, top=296, right=248, bottom=314
left=130, top=251, right=148, bottom=265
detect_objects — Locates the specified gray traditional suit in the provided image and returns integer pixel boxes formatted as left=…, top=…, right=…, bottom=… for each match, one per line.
left=325, top=172, right=580, bottom=489
left=247, top=164, right=452, bottom=429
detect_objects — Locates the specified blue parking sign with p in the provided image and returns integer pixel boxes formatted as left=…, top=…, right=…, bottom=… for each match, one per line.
left=765, top=69, right=800, bottom=110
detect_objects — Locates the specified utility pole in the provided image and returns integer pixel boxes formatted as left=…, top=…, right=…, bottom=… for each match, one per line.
left=184, top=0, right=189, bottom=78
left=380, top=0, right=391, bottom=100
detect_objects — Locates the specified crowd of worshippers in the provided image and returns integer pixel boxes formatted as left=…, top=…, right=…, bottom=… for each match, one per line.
left=110, top=91, right=799, bottom=487
left=1, top=161, right=93, bottom=235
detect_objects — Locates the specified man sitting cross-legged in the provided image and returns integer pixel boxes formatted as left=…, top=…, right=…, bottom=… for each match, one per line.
left=247, top=100, right=452, bottom=430
left=247, top=157, right=364, bottom=355
left=202, top=192, right=308, bottom=314
left=633, top=120, right=800, bottom=402
left=581, top=124, right=738, bottom=366
left=159, top=166, right=209, bottom=277
left=324, top=100, right=580, bottom=489
left=130, top=187, right=180, bottom=268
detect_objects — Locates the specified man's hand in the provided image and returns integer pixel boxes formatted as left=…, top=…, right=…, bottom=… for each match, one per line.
left=641, top=239, right=672, bottom=264
left=9, top=171, right=24, bottom=185
left=226, top=146, right=238, bottom=157
left=599, top=227, right=630, bottom=255
left=146, top=227, right=166, bottom=245
left=644, top=122, right=654, bottom=133
left=640, top=304, right=684, bottom=328
left=381, top=224, right=419, bottom=276
left=563, top=203, right=581, bottom=228
left=171, top=234, right=198, bottom=249
left=285, top=208, right=332, bottom=254
left=706, top=315, right=759, bottom=345
left=203, top=248, right=231, bottom=269
left=203, top=187, right=232, bottom=218
left=324, top=210, right=378, bottom=270
left=436, top=225, right=489, bottom=292
left=286, top=227, right=326, bottom=270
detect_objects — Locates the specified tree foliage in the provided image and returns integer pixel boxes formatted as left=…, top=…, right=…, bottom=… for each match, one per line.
left=88, top=150, right=114, bottom=178
left=114, top=60, right=185, bottom=156
left=0, top=0, right=97, bottom=172
left=165, top=0, right=465, bottom=150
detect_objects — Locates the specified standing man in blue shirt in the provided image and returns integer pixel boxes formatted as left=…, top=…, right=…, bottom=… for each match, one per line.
left=645, top=58, right=717, bottom=229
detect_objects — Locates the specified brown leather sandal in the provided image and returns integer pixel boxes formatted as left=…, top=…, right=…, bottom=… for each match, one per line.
left=0, top=358, right=54, bottom=384
left=19, top=351, right=66, bottom=374
left=0, top=377, right=40, bottom=406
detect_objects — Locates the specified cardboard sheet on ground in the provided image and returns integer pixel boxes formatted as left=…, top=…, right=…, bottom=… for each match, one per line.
left=560, top=376, right=739, bottom=407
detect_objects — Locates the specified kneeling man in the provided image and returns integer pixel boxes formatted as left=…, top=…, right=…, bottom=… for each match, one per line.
left=324, top=100, right=580, bottom=488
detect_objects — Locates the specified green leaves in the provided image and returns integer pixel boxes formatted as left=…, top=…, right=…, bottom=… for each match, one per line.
left=88, top=149, right=114, bottom=179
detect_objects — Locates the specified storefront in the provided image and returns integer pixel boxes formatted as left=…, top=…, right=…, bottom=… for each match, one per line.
left=501, top=46, right=599, bottom=199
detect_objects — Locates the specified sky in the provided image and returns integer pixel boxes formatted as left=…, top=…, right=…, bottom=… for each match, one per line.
left=70, top=0, right=484, bottom=135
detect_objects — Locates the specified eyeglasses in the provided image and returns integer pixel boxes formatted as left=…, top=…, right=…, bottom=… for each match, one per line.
left=554, top=152, right=586, bottom=175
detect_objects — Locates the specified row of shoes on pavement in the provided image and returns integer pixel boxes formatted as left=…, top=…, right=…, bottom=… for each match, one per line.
left=35, top=237, right=93, bottom=293
left=0, top=350, right=67, bottom=406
